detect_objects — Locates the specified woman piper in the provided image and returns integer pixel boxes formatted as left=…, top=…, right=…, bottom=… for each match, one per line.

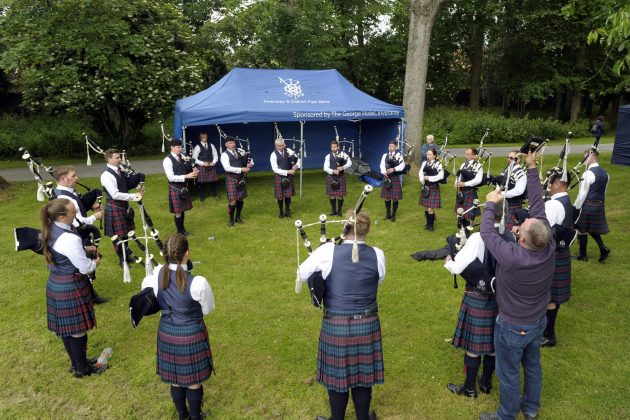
left=419, top=148, right=444, bottom=231
left=42, top=198, right=102, bottom=378
left=142, top=234, right=215, bottom=420
left=297, top=210, right=385, bottom=420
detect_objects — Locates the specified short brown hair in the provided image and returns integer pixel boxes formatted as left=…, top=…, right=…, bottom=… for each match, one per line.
left=105, top=148, right=121, bottom=162
left=52, top=165, right=75, bottom=181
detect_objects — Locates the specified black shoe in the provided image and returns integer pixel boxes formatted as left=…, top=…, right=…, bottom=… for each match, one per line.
left=446, top=383, right=477, bottom=398
left=315, top=416, right=329, bottom=420
left=200, top=196, right=206, bottom=202
left=599, top=247, right=610, bottom=262
left=479, top=413, right=499, bottom=420
left=93, top=296, right=110, bottom=305
left=385, top=214, right=391, bottom=220
left=279, top=210, right=284, bottom=219
left=329, top=212, right=338, bottom=216
left=391, top=215, right=396, bottom=222
left=541, top=337, right=556, bottom=347
left=73, top=364, right=107, bottom=378
left=478, top=378, right=492, bottom=394
left=235, top=217, right=244, bottom=224
left=427, top=225, right=434, bottom=232
left=181, top=230, right=192, bottom=237
left=228, top=219, right=234, bottom=227
left=285, top=210, right=291, bottom=218
left=576, top=255, right=588, bottom=262
left=368, top=411, right=377, bottom=420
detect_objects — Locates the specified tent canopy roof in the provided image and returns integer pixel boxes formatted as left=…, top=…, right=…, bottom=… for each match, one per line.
left=174, top=68, right=404, bottom=136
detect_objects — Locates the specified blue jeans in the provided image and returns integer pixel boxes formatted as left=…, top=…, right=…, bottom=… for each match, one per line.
left=494, top=315, right=547, bottom=420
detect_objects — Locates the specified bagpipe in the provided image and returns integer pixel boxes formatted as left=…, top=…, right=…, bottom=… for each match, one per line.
left=435, top=135, right=455, bottom=185
left=333, top=125, right=356, bottom=159
left=568, top=138, right=599, bottom=191
left=160, top=120, right=172, bottom=153
left=542, top=132, right=572, bottom=198
left=16, top=147, right=103, bottom=248
left=294, top=185, right=374, bottom=307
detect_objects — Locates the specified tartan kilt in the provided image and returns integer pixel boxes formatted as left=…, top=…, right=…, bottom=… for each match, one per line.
left=452, top=290, right=497, bottom=355
left=157, top=318, right=213, bottom=387
left=326, top=175, right=347, bottom=197
left=419, top=183, right=442, bottom=208
left=575, top=200, right=609, bottom=234
left=455, top=188, right=479, bottom=220
left=317, top=308, right=384, bottom=393
left=196, top=165, right=218, bottom=183
left=274, top=174, right=295, bottom=199
left=225, top=174, right=247, bottom=201
left=168, top=183, right=192, bottom=214
left=46, top=272, right=96, bottom=337
left=380, top=176, right=403, bottom=201
left=104, top=200, right=134, bottom=238
left=505, top=204, right=522, bottom=231
left=551, top=247, right=571, bottom=304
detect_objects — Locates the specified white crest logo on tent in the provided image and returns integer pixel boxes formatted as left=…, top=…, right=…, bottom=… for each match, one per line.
left=278, top=77, right=304, bottom=99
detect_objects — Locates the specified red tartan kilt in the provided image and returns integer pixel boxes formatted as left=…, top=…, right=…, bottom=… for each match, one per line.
left=326, top=175, right=347, bottom=197
left=196, top=165, right=218, bottom=183
left=575, top=200, right=609, bottom=234
left=168, top=184, right=193, bottom=214
left=419, top=183, right=441, bottom=208
left=226, top=174, right=247, bottom=201
left=505, top=204, right=522, bottom=230
left=46, top=272, right=96, bottom=337
left=380, top=176, right=403, bottom=200
left=455, top=188, right=479, bottom=220
left=104, top=200, right=134, bottom=237
left=274, top=174, right=295, bottom=199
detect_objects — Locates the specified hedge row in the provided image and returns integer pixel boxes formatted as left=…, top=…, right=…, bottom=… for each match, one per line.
left=423, top=107, right=592, bottom=144
left=1, top=109, right=593, bottom=159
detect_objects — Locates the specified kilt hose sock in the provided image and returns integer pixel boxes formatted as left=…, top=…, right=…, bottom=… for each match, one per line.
left=328, top=390, right=349, bottom=420
left=464, top=354, right=481, bottom=392
left=351, top=386, right=373, bottom=420
left=480, top=355, right=495, bottom=388
left=186, top=386, right=204, bottom=420
left=170, top=385, right=189, bottom=420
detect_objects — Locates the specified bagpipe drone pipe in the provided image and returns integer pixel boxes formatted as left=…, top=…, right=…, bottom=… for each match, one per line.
left=293, top=185, right=373, bottom=308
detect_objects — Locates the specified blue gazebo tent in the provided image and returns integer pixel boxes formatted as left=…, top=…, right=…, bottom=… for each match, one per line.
left=612, top=104, right=630, bottom=166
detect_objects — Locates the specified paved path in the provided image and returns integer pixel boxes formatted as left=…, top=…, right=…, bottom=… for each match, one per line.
left=0, top=143, right=613, bottom=183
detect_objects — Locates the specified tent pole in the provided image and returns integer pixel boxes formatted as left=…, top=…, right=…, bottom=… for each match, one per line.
left=358, top=122, right=362, bottom=159
left=299, top=121, right=304, bottom=198
left=182, top=126, right=187, bottom=154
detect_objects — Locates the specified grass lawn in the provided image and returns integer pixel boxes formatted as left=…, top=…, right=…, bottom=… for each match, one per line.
left=0, top=152, right=628, bottom=419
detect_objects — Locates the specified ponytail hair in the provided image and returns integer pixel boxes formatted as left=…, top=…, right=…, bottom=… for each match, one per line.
left=40, top=199, right=71, bottom=265
left=160, top=233, right=189, bottom=293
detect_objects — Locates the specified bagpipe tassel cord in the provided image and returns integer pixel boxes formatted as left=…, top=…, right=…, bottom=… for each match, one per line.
left=122, top=243, right=132, bottom=283
left=561, top=138, right=570, bottom=183
left=295, top=229, right=303, bottom=293
left=86, top=139, right=92, bottom=166
left=351, top=214, right=359, bottom=263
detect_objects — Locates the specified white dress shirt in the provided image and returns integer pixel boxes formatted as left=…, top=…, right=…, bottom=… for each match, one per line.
left=324, top=153, right=352, bottom=175
left=192, top=142, right=218, bottom=166
left=458, top=160, right=484, bottom=187
left=379, top=152, right=405, bottom=175
left=504, top=167, right=527, bottom=199
left=574, top=163, right=608, bottom=209
left=270, top=147, right=301, bottom=176
left=220, top=149, right=255, bottom=174
left=419, top=160, right=444, bottom=185
left=52, top=221, right=96, bottom=274
left=142, top=263, right=216, bottom=315
left=100, top=164, right=136, bottom=201
left=163, top=152, right=187, bottom=183
left=545, top=192, right=567, bottom=227
left=297, top=241, right=386, bottom=285
left=55, top=185, right=96, bottom=226
left=443, top=232, right=486, bottom=275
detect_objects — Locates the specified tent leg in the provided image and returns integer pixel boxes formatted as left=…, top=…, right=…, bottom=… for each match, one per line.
left=358, top=122, right=362, bottom=159
left=300, top=121, right=304, bottom=198
left=182, top=126, right=187, bottom=154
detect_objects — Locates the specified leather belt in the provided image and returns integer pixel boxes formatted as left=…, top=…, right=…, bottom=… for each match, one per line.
left=324, top=310, right=378, bottom=320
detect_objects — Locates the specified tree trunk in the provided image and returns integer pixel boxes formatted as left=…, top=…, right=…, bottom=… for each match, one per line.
left=597, top=94, right=612, bottom=116
left=469, top=8, right=484, bottom=111
left=402, top=0, right=446, bottom=162
left=569, top=47, right=586, bottom=122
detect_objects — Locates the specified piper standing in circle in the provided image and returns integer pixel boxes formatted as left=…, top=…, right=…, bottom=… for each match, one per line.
left=163, top=140, right=198, bottom=236
left=297, top=210, right=385, bottom=420
left=192, top=132, right=219, bottom=201
left=270, top=137, right=300, bottom=218
left=142, top=233, right=215, bottom=420
left=324, top=140, right=352, bottom=216
left=42, top=199, right=102, bottom=378
left=419, top=148, right=444, bottom=231
left=220, top=137, right=254, bottom=227
left=380, top=139, right=405, bottom=222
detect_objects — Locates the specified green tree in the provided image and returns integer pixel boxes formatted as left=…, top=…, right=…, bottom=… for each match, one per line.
left=0, top=0, right=204, bottom=145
